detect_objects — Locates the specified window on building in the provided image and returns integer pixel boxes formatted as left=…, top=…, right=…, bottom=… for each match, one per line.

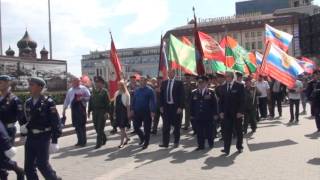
left=251, top=32, right=255, bottom=38
left=233, top=33, right=238, bottom=39
left=251, top=42, right=256, bottom=50
left=245, top=32, right=249, bottom=38
left=245, top=42, right=250, bottom=50
left=258, top=41, right=263, bottom=49
left=257, top=31, right=262, bottom=37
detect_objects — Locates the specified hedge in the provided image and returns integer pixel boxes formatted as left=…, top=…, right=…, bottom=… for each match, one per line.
left=14, top=91, right=66, bottom=105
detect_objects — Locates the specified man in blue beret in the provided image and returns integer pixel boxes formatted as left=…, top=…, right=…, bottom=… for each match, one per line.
left=20, top=77, right=62, bottom=180
left=0, top=75, right=26, bottom=179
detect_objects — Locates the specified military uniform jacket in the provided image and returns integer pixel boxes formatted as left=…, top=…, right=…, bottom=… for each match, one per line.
left=0, top=121, right=11, bottom=153
left=88, top=88, right=110, bottom=113
left=24, top=96, right=62, bottom=143
left=0, top=92, right=24, bottom=125
left=190, top=88, right=218, bottom=120
left=244, top=86, right=260, bottom=111
left=309, top=80, right=320, bottom=107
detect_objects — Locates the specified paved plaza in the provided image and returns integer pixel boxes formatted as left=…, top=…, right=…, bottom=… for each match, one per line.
left=9, top=105, right=320, bottom=180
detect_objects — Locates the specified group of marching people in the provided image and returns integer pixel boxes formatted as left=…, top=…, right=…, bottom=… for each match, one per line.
left=1, top=68, right=320, bottom=180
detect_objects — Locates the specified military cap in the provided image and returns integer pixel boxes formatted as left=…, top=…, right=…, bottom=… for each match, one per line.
left=235, top=71, right=243, bottom=77
left=157, top=76, right=163, bottom=80
left=0, top=75, right=12, bottom=81
left=29, top=77, right=46, bottom=87
left=130, top=75, right=137, bottom=79
left=196, top=75, right=209, bottom=82
left=216, top=72, right=225, bottom=78
left=94, top=76, right=105, bottom=83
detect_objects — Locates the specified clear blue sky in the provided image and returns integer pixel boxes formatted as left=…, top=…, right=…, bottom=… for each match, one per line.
left=2, top=0, right=320, bottom=76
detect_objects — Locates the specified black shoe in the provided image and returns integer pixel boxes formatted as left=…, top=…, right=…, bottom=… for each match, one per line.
left=237, top=149, right=243, bottom=153
left=139, top=139, right=145, bottom=146
left=221, top=149, right=230, bottom=155
left=142, top=145, right=148, bottom=149
left=252, top=129, right=256, bottom=133
left=94, top=144, right=101, bottom=149
left=289, top=120, right=294, bottom=123
left=195, top=147, right=204, bottom=151
left=183, top=127, right=189, bottom=130
left=110, top=129, right=117, bottom=135
left=123, top=138, right=130, bottom=145
left=118, top=144, right=125, bottom=149
left=74, top=143, right=80, bottom=147
left=159, top=144, right=169, bottom=148
left=150, top=130, right=157, bottom=135
left=173, top=143, right=179, bottom=148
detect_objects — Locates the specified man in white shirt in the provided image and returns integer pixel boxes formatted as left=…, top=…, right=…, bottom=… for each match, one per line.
left=288, top=79, right=303, bottom=123
left=63, top=77, right=91, bottom=147
left=256, top=75, right=270, bottom=119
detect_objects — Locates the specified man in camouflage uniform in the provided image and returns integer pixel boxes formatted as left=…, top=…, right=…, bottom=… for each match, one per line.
left=88, top=76, right=110, bottom=149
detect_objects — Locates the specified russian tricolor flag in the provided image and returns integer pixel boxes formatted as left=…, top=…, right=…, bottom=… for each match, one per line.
left=297, top=59, right=315, bottom=74
left=261, top=43, right=304, bottom=88
left=265, top=24, right=293, bottom=52
left=255, top=51, right=263, bottom=65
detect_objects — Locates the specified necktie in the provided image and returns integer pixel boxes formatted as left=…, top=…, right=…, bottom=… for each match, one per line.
left=167, top=80, right=172, bottom=102
left=228, top=83, right=231, bottom=93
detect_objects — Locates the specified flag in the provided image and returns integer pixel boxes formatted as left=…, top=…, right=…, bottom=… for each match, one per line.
left=197, top=31, right=225, bottom=62
left=209, top=60, right=231, bottom=72
left=255, top=51, right=263, bottom=65
left=297, top=59, right=315, bottom=74
left=301, top=56, right=317, bottom=68
left=109, top=33, right=122, bottom=100
left=265, top=24, right=293, bottom=52
left=261, top=43, right=304, bottom=88
left=158, top=35, right=169, bottom=79
left=168, top=34, right=197, bottom=75
left=193, top=8, right=205, bottom=75
left=220, top=36, right=257, bottom=74
left=181, top=36, right=193, bottom=46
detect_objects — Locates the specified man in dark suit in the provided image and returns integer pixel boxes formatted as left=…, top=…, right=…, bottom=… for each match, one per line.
left=269, top=79, right=286, bottom=119
left=159, top=70, right=185, bottom=148
left=219, top=71, right=245, bottom=155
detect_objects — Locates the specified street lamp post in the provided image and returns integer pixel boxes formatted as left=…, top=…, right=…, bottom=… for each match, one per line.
left=0, top=0, right=3, bottom=55
left=48, top=0, right=53, bottom=60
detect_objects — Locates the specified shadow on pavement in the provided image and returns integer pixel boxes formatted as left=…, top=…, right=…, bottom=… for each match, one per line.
left=305, top=132, right=320, bottom=139
left=247, top=139, right=298, bottom=152
left=202, top=152, right=240, bottom=170
left=307, top=158, right=320, bottom=165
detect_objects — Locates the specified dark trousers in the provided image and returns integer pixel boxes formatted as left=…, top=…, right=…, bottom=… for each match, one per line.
left=196, top=119, right=214, bottom=148
left=4, top=127, right=16, bottom=145
left=93, top=110, right=107, bottom=146
left=184, top=105, right=191, bottom=128
left=152, top=108, right=162, bottom=132
left=223, top=116, right=243, bottom=153
left=0, top=153, right=22, bottom=180
left=314, top=107, right=320, bottom=131
left=258, top=97, right=268, bottom=118
left=162, top=104, right=182, bottom=145
left=74, top=125, right=87, bottom=145
left=25, top=134, right=59, bottom=180
left=270, top=93, right=282, bottom=117
left=244, top=109, right=257, bottom=132
left=134, top=111, right=152, bottom=146
left=289, top=99, right=300, bottom=121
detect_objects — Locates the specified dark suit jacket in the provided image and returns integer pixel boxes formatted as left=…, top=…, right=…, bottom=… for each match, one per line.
left=219, top=81, right=245, bottom=116
left=160, top=79, right=185, bottom=109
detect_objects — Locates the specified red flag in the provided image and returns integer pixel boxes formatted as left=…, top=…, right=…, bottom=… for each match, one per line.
left=198, top=31, right=225, bottom=62
left=181, top=36, right=193, bottom=46
left=193, top=8, right=205, bottom=75
left=109, top=33, right=122, bottom=100
left=158, top=35, right=168, bottom=79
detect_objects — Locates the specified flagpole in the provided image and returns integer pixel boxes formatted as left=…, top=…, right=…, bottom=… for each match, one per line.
left=48, top=0, right=53, bottom=60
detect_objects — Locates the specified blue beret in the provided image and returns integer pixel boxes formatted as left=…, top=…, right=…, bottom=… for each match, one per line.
left=29, top=77, right=46, bottom=87
left=0, top=75, right=12, bottom=81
